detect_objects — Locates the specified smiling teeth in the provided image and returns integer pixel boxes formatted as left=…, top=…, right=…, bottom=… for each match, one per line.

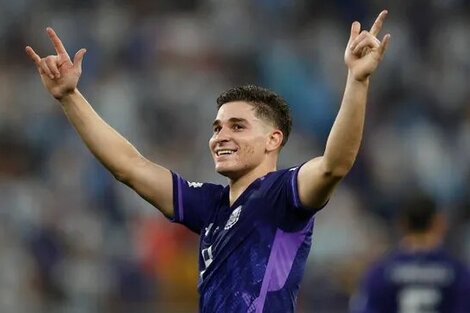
left=217, top=150, right=234, bottom=156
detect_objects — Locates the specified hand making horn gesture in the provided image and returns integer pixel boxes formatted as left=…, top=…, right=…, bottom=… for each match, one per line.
left=345, top=10, right=391, bottom=81
left=25, top=27, right=87, bottom=100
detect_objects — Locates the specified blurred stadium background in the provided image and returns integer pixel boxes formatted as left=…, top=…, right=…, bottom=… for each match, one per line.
left=0, top=0, right=469, bottom=312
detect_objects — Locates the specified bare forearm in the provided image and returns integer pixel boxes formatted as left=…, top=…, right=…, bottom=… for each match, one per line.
left=296, top=12, right=389, bottom=209
left=323, top=72, right=369, bottom=176
left=60, top=89, right=142, bottom=180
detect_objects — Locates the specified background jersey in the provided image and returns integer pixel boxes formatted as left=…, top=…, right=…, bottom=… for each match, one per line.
left=169, top=166, right=319, bottom=313
left=350, top=246, right=470, bottom=313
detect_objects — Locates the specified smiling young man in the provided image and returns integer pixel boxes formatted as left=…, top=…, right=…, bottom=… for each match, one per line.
left=26, top=10, right=390, bottom=313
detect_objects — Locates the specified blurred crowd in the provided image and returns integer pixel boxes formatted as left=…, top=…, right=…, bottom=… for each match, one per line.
left=0, top=0, right=469, bottom=312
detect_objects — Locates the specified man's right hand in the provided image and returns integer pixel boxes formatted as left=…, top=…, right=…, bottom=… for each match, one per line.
left=25, top=27, right=86, bottom=100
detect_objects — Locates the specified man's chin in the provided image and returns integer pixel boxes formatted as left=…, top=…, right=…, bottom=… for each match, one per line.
left=215, top=165, right=242, bottom=179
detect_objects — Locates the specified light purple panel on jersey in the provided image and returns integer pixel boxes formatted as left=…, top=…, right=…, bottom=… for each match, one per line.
left=254, top=225, right=309, bottom=313
left=268, top=229, right=307, bottom=290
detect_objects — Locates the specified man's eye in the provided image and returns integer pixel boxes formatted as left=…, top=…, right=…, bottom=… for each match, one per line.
left=213, top=126, right=221, bottom=133
left=233, top=124, right=244, bottom=130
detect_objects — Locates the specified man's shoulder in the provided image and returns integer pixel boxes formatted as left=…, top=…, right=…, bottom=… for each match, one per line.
left=188, top=180, right=226, bottom=199
left=263, top=166, right=299, bottom=182
left=363, top=249, right=401, bottom=280
left=173, top=171, right=224, bottom=189
left=371, top=247, right=469, bottom=282
left=254, top=167, right=297, bottom=194
left=184, top=180, right=223, bottom=190
left=173, top=172, right=226, bottom=201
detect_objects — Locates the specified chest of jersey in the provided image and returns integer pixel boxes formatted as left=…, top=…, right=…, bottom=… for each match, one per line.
left=199, top=187, right=276, bottom=281
left=175, top=169, right=316, bottom=312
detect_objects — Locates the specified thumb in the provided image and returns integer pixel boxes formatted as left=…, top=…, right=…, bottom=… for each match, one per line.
left=73, top=48, right=87, bottom=72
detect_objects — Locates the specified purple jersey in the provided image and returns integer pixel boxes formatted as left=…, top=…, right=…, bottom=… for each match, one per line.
left=169, top=166, right=319, bottom=312
left=350, top=247, right=470, bottom=313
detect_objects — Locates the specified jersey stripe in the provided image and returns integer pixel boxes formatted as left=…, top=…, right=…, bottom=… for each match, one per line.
left=254, top=227, right=308, bottom=312
left=177, top=175, right=184, bottom=221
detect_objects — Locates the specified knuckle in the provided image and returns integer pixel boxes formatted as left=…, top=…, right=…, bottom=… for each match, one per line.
left=40, top=61, right=49, bottom=71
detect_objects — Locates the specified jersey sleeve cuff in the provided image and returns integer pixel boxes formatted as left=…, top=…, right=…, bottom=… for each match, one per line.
left=169, top=171, right=184, bottom=223
left=290, top=163, right=329, bottom=214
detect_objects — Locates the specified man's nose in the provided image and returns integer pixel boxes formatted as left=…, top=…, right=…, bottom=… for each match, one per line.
left=214, top=127, right=231, bottom=142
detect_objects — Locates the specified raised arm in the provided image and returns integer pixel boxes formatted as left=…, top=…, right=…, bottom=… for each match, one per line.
left=297, top=11, right=391, bottom=209
left=25, top=28, right=174, bottom=218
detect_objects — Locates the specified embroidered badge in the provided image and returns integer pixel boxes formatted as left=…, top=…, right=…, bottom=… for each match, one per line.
left=224, top=205, right=242, bottom=230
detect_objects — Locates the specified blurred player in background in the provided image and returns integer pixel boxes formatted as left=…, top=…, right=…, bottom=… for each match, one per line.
left=350, top=193, right=470, bottom=313
left=26, top=10, right=390, bottom=313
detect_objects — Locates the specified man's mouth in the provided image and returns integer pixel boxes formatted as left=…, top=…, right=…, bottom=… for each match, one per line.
left=215, top=149, right=237, bottom=157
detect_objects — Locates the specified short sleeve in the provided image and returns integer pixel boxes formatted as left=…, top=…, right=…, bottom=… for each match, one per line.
left=285, top=165, right=327, bottom=215
left=169, top=171, right=224, bottom=234
left=265, top=166, right=324, bottom=232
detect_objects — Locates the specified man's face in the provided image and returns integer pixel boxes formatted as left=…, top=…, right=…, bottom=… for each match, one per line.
left=209, top=101, right=273, bottom=179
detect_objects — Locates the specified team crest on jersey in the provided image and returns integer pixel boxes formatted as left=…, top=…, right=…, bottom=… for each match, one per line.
left=224, top=205, right=242, bottom=230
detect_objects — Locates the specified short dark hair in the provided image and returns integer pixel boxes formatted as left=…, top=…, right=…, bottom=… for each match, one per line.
left=216, top=85, right=292, bottom=147
left=400, top=193, right=437, bottom=233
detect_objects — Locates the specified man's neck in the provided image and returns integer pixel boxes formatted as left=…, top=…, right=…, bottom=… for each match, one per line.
left=228, top=164, right=276, bottom=206
left=400, top=232, right=442, bottom=252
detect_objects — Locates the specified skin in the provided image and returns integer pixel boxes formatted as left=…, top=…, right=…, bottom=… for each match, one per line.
left=297, top=11, right=390, bottom=208
left=400, top=214, right=448, bottom=251
left=209, top=101, right=283, bottom=204
left=25, top=11, right=390, bottom=216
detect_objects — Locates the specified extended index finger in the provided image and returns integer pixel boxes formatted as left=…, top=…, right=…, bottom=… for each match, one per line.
left=369, top=10, right=388, bottom=37
left=46, top=27, right=69, bottom=57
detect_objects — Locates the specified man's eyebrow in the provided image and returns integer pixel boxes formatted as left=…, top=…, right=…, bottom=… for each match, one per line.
left=229, top=117, right=248, bottom=124
left=212, top=117, right=248, bottom=127
left=212, top=120, right=220, bottom=128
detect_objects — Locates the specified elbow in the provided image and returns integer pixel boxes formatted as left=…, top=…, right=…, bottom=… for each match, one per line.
left=323, top=168, right=348, bottom=180
left=111, top=165, right=133, bottom=185
left=111, top=155, right=146, bottom=185
left=113, top=170, right=129, bottom=184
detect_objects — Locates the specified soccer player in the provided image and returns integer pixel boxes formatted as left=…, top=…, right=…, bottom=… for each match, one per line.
left=350, top=194, right=470, bottom=313
left=26, top=10, right=390, bottom=313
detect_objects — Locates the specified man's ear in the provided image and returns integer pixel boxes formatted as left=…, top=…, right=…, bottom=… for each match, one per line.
left=266, top=130, right=283, bottom=152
